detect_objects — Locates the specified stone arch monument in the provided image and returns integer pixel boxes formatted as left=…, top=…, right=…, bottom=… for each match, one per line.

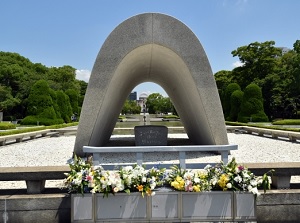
left=74, top=13, right=228, bottom=156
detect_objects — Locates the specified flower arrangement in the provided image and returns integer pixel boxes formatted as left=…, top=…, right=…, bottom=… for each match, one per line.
left=64, top=154, right=93, bottom=194
left=90, top=166, right=125, bottom=197
left=64, top=155, right=272, bottom=197
left=167, top=157, right=273, bottom=196
left=64, top=155, right=166, bottom=197
left=120, top=165, right=166, bottom=197
left=166, top=165, right=212, bottom=192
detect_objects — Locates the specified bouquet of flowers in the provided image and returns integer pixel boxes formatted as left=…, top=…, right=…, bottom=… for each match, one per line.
left=64, top=154, right=94, bottom=194
left=205, top=158, right=262, bottom=194
left=120, top=165, right=166, bottom=197
left=90, top=166, right=125, bottom=197
left=166, top=165, right=212, bottom=192
left=167, top=158, right=273, bottom=196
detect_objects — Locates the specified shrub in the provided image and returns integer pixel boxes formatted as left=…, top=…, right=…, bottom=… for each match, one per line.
left=27, top=80, right=54, bottom=116
left=0, top=122, right=16, bottom=130
left=229, top=90, right=244, bottom=121
left=21, top=115, right=64, bottom=126
left=163, top=115, right=180, bottom=119
left=56, top=90, right=73, bottom=123
left=272, top=119, right=300, bottom=125
left=65, top=89, right=79, bottom=115
left=224, top=83, right=241, bottom=119
left=251, top=111, right=269, bottom=122
left=49, top=88, right=62, bottom=119
left=238, top=83, right=268, bottom=123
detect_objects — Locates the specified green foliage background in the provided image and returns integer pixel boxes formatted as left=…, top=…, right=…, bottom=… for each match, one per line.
left=215, top=40, right=300, bottom=122
left=0, top=52, right=87, bottom=125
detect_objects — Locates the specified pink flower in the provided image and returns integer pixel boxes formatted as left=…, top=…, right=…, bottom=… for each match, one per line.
left=185, top=181, right=193, bottom=192
left=238, top=165, right=244, bottom=171
left=85, top=175, right=93, bottom=182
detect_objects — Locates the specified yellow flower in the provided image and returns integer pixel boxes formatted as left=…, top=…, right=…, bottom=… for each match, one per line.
left=193, top=185, right=201, bottom=192
left=218, top=174, right=229, bottom=189
left=171, top=181, right=179, bottom=189
left=179, top=180, right=185, bottom=189
left=199, top=172, right=207, bottom=179
left=171, top=180, right=184, bottom=190
left=146, top=188, right=152, bottom=196
left=176, top=176, right=183, bottom=182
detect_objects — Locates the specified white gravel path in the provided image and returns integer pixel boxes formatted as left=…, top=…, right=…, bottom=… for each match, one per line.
left=0, top=133, right=299, bottom=189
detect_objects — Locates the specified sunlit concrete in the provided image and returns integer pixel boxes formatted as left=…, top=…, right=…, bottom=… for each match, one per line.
left=74, top=13, right=228, bottom=156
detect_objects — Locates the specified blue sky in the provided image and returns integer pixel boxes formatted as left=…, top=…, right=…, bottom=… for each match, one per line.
left=1, top=0, right=299, bottom=97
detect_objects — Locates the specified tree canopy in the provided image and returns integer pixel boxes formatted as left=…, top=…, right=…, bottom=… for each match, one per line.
left=0, top=51, right=86, bottom=122
left=145, top=93, right=175, bottom=114
left=215, top=40, right=300, bottom=121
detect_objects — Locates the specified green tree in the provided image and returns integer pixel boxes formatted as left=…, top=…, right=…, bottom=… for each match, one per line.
left=214, top=70, right=233, bottom=105
left=76, top=80, right=88, bottom=108
left=214, top=70, right=233, bottom=91
left=66, top=89, right=79, bottom=115
left=49, top=88, right=62, bottom=119
left=231, top=41, right=282, bottom=118
left=223, top=83, right=241, bottom=120
left=229, top=90, right=244, bottom=122
left=238, top=84, right=268, bottom=123
left=231, top=41, right=282, bottom=87
left=27, top=80, right=56, bottom=118
left=0, top=85, right=20, bottom=117
left=0, top=51, right=87, bottom=120
left=56, top=90, right=73, bottom=123
left=121, top=100, right=141, bottom=114
left=146, top=93, right=163, bottom=114
left=160, top=97, right=173, bottom=114
left=47, top=65, right=77, bottom=90
left=22, top=80, right=64, bottom=125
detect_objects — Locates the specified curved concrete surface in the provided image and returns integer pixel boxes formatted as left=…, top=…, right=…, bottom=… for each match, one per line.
left=74, top=13, right=228, bottom=156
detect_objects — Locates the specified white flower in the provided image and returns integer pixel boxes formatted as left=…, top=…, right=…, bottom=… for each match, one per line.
left=123, top=166, right=133, bottom=172
left=211, top=177, right=218, bottom=186
left=250, top=179, right=257, bottom=187
left=257, top=178, right=263, bottom=185
left=150, top=182, right=156, bottom=190
left=183, top=172, right=194, bottom=180
left=72, top=178, right=81, bottom=186
left=249, top=187, right=260, bottom=196
left=226, top=183, right=232, bottom=189
left=242, top=171, right=250, bottom=179
left=194, top=177, right=200, bottom=183
left=204, top=164, right=211, bottom=170
left=113, top=187, right=119, bottom=193
left=151, top=191, right=156, bottom=196
left=234, top=175, right=242, bottom=183
left=247, top=185, right=253, bottom=191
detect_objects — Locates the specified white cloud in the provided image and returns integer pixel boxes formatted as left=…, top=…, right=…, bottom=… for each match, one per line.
left=75, top=69, right=91, bottom=82
left=232, top=61, right=244, bottom=68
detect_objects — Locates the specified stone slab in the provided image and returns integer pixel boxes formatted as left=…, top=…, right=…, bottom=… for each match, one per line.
left=134, top=125, right=168, bottom=146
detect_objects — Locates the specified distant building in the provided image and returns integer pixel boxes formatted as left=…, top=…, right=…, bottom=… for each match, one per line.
left=139, top=92, right=149, bottom=100
left=278, top=47, right=291, bottom=55
left=138, top=92, right=149, bottom=113
left=128, top=91, right=137, bottom=101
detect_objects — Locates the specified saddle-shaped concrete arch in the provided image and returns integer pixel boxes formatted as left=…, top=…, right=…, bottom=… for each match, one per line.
left=74, top=13, right=228, bottom=156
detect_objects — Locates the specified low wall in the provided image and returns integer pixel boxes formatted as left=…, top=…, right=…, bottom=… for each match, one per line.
left=1, top=190, right=300, bottom=223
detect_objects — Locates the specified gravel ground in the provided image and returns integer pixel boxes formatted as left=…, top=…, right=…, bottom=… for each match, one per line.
left=0, top=133, right=299, bottom=189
